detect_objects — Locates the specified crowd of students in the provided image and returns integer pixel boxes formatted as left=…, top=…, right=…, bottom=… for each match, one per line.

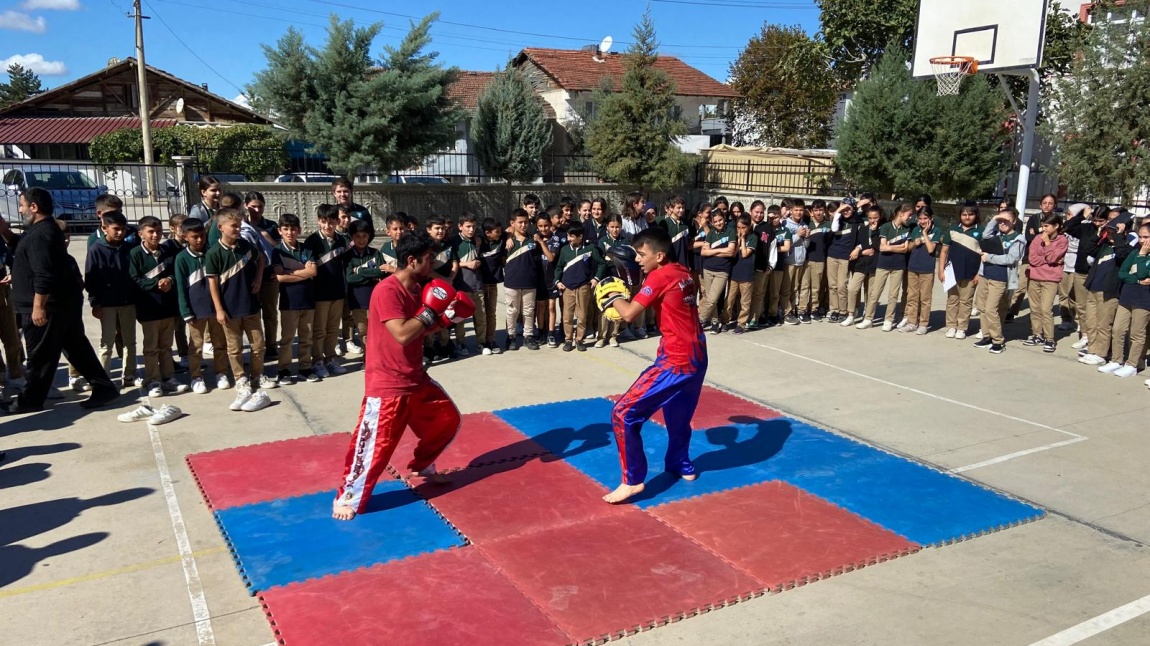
left=2, top=179, right=1149, bottom=415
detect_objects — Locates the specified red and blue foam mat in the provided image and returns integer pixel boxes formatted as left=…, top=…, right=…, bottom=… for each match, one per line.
left=187, top=387, right=1045, bottom=644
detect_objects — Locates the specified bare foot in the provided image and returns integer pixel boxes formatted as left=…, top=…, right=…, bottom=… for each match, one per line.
left=681, top=473, right=698, bottom=481
left=413, top=464, right=450, bottom=484
left=331, top=502, right=356, bottom=521
left=603, top=482, right=645, bottom=504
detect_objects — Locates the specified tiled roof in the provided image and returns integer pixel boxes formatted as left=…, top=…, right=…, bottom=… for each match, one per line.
left=514, top=48, right=739, bottom=98
left=0, top=116, right=177, bottom=144
left=446, top=70, right=557, bottom=119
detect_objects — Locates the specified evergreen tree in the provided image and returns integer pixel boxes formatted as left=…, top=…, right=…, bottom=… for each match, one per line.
left=585, top=8, right=693, bottom=191
left=249, top=14, right=461, bottom=181
left=728, top=24, right=837, bottom=148
left=1042, top=4, right=1150, bottom=202
left=472, top=66, right=552, bottom=183
left=0, top=64, right=44, bottom=108
left=836, top=49, right=1007, bottom=199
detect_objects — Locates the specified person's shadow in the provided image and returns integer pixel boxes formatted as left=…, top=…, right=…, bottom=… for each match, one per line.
left=0, top=443, right=83, bottom=490
left=0, top=487, right=153, bottom=588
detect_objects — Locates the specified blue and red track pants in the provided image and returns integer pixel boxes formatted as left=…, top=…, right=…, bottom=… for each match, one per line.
left=335, top=379, right=460, bottom=513
left=611, top=360, right=706, bottom=486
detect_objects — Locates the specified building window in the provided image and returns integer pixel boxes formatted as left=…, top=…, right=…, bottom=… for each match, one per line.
left=584, top=101, right=596, bottom=119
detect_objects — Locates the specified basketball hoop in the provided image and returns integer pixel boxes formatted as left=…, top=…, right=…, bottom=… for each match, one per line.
left=930, top=56, right=978, bottom=96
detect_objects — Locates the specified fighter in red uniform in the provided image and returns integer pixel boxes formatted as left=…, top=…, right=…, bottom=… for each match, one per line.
left=333, top=231, right=474, bottom=520
left=597, top=227, right=708, bottom=504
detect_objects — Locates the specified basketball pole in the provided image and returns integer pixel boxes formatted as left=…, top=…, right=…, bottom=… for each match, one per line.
left=1014, top=69, right=1041, bottom=218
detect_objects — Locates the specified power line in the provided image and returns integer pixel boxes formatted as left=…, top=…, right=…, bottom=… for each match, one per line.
left=650, top=0, right=814, bottom=8
left=142, top=0, right=246, bottom=93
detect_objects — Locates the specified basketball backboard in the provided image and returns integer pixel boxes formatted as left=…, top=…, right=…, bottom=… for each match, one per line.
left=911, top=0, right=1050, bottom=78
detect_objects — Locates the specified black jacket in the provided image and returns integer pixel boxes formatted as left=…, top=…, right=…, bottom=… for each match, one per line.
left=85, top=239, right=136, bottom=308
left=1064, top=214, right=1101, bottom=275
left=9, top=217, right=83, bottom=314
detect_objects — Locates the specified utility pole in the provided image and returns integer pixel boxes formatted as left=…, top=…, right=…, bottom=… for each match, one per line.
left=131, top=0, right=156, bottom=201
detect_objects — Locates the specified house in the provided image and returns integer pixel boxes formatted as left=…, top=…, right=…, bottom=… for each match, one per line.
left=0, top=57, right=273, bottom=161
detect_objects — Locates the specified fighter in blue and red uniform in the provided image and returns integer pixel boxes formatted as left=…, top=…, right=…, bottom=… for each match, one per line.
left=598, top=227, right=708, bottom=503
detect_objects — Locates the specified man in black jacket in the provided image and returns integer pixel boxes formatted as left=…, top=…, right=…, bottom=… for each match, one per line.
left=0, top=188, right=117, bottom=414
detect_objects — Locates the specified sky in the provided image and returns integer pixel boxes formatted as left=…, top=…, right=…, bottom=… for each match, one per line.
left=0, top=0, right=821, bottom=104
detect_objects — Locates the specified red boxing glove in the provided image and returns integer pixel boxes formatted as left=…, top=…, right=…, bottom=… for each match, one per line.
left=439, top=292, right=476, bottom=327
left=415, top=278, right=457, bottom=328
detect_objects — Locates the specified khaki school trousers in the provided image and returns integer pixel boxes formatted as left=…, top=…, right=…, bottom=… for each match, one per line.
left=904, top=271, right=934, bottom=328
left=279, top=309, right=314, bottom=372
left=750, top=270, right=770, bottom=322
left=1029, top=280, right=1058, bottom=341
left=505, top=287, right=536, bottom=339
left=826, top=257, right=850, bottom=315
left=140, top=317, right=176, bottom=384
left=562, top=284, right=593, bottom=342
left=846, top=271, right=874, bottom=317
left=187, top=318, right=227, bottom=379
left=863, top=268, right=904, bottom=324
left=699, top=270, right=729, bottom=323
left=1110, top=305, right=1150, bottom=367
left=1086, top=292, right=1119, bottom=358
left=724, top=280, right=754, bottom=327
left=945, top=279, right=977, bottom=332
left=313, top=299, right=343, bottom=362
left=99, top=305, right=137, bottom=381
left=979, top=279, right=1011, bottom=344
left=223, top=314, right=264, bottom=382
left=767, top=270, right=786, bottom=320
left=801, top=260, right=826, bottom=313
left=782, top=264, right=806, bottom=315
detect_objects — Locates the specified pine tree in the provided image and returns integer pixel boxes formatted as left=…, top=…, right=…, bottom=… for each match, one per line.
left=728, top=24, right=837, bottom=148
left=837, top=48, right=1007, bottom=199
left=472, top=66, right=553, bottom=184
left=249, top=14, right=461, bottom=181
left=0, top=64, right=44, bottom=108
left=585, top=8, right=693, bottom=191
left=1042, top=5, right=1150, bottom=203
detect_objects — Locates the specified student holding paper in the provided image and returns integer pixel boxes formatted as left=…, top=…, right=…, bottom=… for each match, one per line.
left=938, top=205, right=983, bottom=339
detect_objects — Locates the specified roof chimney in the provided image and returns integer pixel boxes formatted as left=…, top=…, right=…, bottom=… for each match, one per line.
left=201, top=83, right=209, bottom=91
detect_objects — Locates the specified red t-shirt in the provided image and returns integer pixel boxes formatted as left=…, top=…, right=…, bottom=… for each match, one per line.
left=632, top=263, right=707, bottom=372
left=365, top=275, right=427, bottom=397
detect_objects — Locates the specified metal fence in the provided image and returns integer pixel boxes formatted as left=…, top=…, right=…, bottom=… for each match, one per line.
left=694, top=159, right=842, bottom=195
left=1, top=160, right=181, bottom=232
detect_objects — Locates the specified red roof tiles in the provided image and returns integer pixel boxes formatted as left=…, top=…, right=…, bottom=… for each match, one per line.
left=514, top=48, right=739, bottom=98
left=0, top=116, right=177, bottom=145
left=446, top=70, right=557, bottom=119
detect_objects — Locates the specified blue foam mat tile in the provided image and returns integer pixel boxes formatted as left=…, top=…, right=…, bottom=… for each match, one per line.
left=215, top=480, right=467, bottom=592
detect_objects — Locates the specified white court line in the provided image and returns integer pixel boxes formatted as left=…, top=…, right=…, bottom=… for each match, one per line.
left=1028, top=593, right=1150, bottom=646
left=149, top=422, right=216, bottom=646
left=736, top=338, right=1087, bottom=472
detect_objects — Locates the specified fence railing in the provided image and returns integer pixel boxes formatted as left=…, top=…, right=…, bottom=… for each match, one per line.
left=1, top=160, right=181, bottom=231
left=694, top=159, right=841, bottom=196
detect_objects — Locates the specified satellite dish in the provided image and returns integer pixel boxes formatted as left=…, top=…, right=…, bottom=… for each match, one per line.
left=175, top=98, right=185, bottom=113
left=107, top=57, right=121, bottom=67
left=599, top=36, right=613, bottom=56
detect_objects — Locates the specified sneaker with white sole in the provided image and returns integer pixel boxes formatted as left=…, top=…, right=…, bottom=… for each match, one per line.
left=162, top=378, right=189, bottom=394
left=1072, top=336, right=1090, bottom=350
left=609, top=338, right=620, bottom=347
left=945, top=328, right=956, bottom=338
left=915, top=326, right=929, bottom=335
left=855, top=319, right=873, bottom=330
left=1078, top=354, right=1106, bottom=366
left=241, top=390, right=272, bottom=412
left=191, top=377, right=208, bottom=394
left=69, top=376, right=90, bottom=392
left=840, top=315, right=855, bottom=327
left=335, top=343, right=346, bottom=357
left=973, top=330, right=984, bottom=340
left=118, top=405, right=155, bottom=423
left=955, top=330, right=967, bottom=340
left=1098, top=361, right=1123, bottom=374
left=897, top=317, right=908, bottom=328
left=148, top=404, right=182, bottom=425
left=312, top=361, right=329, bottom=379
left=235, top=376, right=251, bottom=393
left=481, top=345, right=493, bottom=356
left=258, top=375, right=279, bottom=390
left=346, top=340, right=364, bottom=355
left=971, top=308, right=981, bottom=317
left=1113, top=365, right=1137, bottom=378
left=229, top=390, right=253, bottom=411
left=897, top=323, right=917, bottom=333
left=326, top=360, right=347, bottom=375
left=216, top=374, right=232, bottom=390
left=1145, top=378, right=1150, bottom=389
left=881, top=321, right=894, bottom=332
left=147, top=382, right=164, bottom=398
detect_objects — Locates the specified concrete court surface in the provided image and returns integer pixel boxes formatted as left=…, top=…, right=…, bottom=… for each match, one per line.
left=3, top=252, right=1150, bottom=646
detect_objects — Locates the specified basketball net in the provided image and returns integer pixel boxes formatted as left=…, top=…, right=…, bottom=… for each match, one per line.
left=930, top=56, right=978, bottom=96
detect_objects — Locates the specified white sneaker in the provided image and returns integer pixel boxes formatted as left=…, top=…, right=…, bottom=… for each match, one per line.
left=312, top=361, right=329, bottom=379
left=855, top=319, right=873, bottom=330
left=203, top=342, right=214, bottom=356
left=973, top=330, right=984, bottom=340
left=897, top=317, right=908, bottom=328
left=133, top=374, right=145, bottom=388
left=945, top=328, right=957, bottom=338
left=326, top=360, right=347, bottom=376
left=840, top=315, right=855, bottom=327
left=229, top=390, right=252, bottom=411
left=335, top=343, right=346, bottom=357
left=241, top=390, right=272, bottom=412
left=916, top=326, right=929, bottom=336
left=346, top=340, right=364, bottom=355
left=162, top=378, right=189, bottom=394
left=897, top=323, right=917, bottom=333
left=258, top=375, right=279, bottom=390
left=147, top=382, right=164, bottom=398
left=235, top=376, right=251, bottom=394
left=1098, top=361, right=1122, bottom=374
left=1072, top=336, right=1090, bottom=350
left=481, top=346, right=493, bottom=356
left=1113, top=365, right=1137, bottom=378
left=972, top=307, right=981, bottom=317
left=1078, top=354, right=1105, bottom=366
left=69, top=376, right=90, bottom=392
left=148, top=404, right=182, bottom=425
left=881, top=321, right=894, bottom=332
left=118, top=404, right=155, bottom=423
left=609, top=338, right=620, bottom=347
left=191, top=377, right=208, bottom=394
left=1145, top=377, right=1150, bottom=389
left=955, top=330, right=967, bottom=340
left=216, top=374, right=231, bottom=390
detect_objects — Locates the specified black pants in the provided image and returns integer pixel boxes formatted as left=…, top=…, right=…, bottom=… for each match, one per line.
left=18, top=303, right=113, bottom=409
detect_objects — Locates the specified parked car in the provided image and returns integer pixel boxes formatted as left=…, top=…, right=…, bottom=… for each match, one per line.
left=387, top=175, right=450, bottom=185
left=2, top=166, right=107, bottom=221
left=196, top=172, right=248, bottom=184
left=274, top=173, right=342, bottom=183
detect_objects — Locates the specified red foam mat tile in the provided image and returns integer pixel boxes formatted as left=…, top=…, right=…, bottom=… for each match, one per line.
left=651, top=481, right=920, bottom=590
left=260, top=548, right=570, bottom=646
left=480, top=511, right=763, bottom=642
left=415, top=456, right=631, bottom=543
left=389, top=411, right=547, bottom=474
left=608, top=384, right=782, bottom=430
left=187, top=433, right=350, bottom=510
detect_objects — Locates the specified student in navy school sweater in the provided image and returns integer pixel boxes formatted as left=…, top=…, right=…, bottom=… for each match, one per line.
left=86, top=211, right=138, bottom=388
